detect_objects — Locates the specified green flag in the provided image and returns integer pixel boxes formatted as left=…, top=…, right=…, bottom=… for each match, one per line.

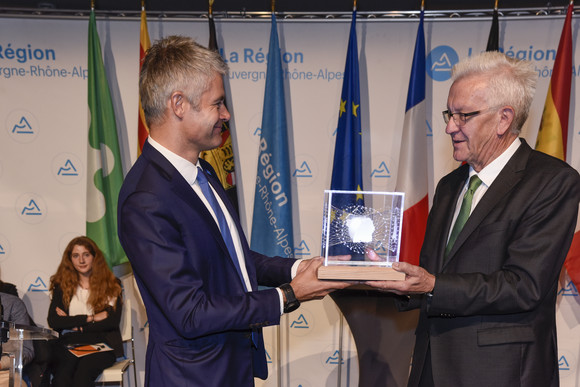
left=86, top=9, right=126, bottom=268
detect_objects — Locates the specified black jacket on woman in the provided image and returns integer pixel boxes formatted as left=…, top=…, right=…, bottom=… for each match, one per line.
left=47, top=283, right=123, bottom=358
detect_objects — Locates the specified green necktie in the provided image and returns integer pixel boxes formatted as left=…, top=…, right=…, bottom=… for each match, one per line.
left=444, top=175, right=483, bottom=258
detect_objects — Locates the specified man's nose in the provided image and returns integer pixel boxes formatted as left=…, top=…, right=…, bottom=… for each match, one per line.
left=220, top=105, right=231, bottom=122
left=445, top=119, right=459, bottom=135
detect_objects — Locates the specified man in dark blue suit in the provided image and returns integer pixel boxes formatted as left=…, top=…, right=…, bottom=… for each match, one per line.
left=367, top=51, right=580, bottom=386
left=118, top=35, right=348, bottom=387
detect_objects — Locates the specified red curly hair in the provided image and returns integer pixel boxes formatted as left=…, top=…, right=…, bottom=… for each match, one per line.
left=50, top=236, right=122, bottom=312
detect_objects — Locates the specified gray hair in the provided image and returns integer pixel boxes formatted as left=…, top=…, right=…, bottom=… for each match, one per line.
left=452, top=51, right=537, bottom=133
left=139, top=35, right=228, bottom=126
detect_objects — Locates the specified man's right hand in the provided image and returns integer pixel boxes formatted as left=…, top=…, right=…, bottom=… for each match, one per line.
left=290, top=257, right=351, bottom=301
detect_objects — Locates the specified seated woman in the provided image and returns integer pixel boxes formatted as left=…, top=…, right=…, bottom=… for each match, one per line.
left=47, top=236, right=123, bottom=387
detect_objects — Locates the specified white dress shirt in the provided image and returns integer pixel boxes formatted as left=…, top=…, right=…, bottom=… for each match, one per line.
left=448, top=137, right=522, bottom=242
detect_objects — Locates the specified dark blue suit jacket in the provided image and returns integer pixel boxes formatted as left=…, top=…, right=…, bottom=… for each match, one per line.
left=118, top=140, right=295, bottom=386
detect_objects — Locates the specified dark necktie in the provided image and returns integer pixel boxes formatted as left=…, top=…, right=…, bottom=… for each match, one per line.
left=444, top=175, right=483, bottom=258
left=197, top=167, right=247, bottom=290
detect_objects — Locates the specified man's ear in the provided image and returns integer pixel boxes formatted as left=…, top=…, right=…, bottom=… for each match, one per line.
left=497, top=106, right=515, bottom=136
left=170, top=91, right=186, bottom=119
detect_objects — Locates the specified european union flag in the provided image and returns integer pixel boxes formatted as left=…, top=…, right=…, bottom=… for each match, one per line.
left=329, top=9, right=363, bottom=257
left=330, top=9, right=363, bottom=203
left=250, top=14, right=294, bottom=258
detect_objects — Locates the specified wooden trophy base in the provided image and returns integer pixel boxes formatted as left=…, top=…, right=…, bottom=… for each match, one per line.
left=318, top=265, right=405, bottom=281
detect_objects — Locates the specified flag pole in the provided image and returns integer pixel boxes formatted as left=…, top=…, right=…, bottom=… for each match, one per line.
left=208, top=0, right=213, bottom=17
left=269, top=3, right=283, bottom=387
left=334, top=6, right=357, bottom=385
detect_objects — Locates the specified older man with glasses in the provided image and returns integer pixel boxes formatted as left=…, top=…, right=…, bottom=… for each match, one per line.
left=366, top=51, right=580, bottom=387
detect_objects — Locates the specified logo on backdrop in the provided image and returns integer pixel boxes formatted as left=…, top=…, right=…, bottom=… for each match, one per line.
left=295, top=240, right=312, bottom=258
left=57, top=160, right=78, bottom=176
left=16, top=193, right=47, bottom=224
left=290, top=314, right=309, bottom=329
left=293, top=155, right=318, bottom=187
left=560, top=355, right=571, bottom=371
left=27, top=277, right=48, bottom=292
left=320, top=344, right=354, bottom=372
left=325, top=350, right=344, bottom=365
left=22, top=271, right=50, bottom=297
left=371, top=161, right=391, bottom=179
left=293, top=161, right=313, bottom=178
left=52, top=153, right=83, bottom=185
left=289, top=309, right=314, bottom=337
left=558, top=280, right=578, bottom=297
left=0, top=235, right=10, bottom=263
left=558, top=348, right=577, bottom=378
left=371, top=155, right=397, bottom=190
left=265, top=348, right=273, bottom=364
left=12, top=117, right=33, bottom=134
left=6, top=109, right=39, bottom=143
left=427, top=45, right=459, bottom=82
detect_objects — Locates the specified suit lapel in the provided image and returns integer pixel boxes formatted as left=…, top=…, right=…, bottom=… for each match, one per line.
left=141, top=142, right=235, bottom=270
left=443, top=141, right=530, bottom=267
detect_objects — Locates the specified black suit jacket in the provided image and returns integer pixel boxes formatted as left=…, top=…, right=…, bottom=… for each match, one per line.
left=403, top=140, right=580, bottom=387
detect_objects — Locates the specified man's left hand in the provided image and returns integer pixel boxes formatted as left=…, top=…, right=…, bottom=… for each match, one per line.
left=365, top=262, right=435, bottom=295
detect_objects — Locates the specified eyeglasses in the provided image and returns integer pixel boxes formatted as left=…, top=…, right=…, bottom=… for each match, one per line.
left=442, top=109, right=485, bottom=126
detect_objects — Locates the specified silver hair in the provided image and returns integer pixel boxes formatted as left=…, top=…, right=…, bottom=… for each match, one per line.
left=140, top=35, right=229, bottom=127
left=452, top=51, right=537, bottom=133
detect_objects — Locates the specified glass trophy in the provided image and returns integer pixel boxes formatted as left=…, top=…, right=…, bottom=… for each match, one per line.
left=318, top=189, right=405, bottom=280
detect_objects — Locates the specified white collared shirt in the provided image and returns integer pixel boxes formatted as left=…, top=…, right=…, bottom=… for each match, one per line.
left=448, top=138, right=522, bottom=242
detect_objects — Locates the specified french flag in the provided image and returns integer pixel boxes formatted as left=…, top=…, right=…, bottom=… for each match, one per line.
left=396, top=10, right=428, bottom=266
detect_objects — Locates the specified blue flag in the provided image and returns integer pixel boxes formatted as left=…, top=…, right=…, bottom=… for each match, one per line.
left=329, top=9, right=363, bottom=258
left=330, top=9, right=363, bottom=201
left=250, top=14, right=294, bottom=258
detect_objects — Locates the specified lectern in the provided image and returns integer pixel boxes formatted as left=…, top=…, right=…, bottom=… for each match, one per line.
left=1, top=321, right=58, bottom=387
